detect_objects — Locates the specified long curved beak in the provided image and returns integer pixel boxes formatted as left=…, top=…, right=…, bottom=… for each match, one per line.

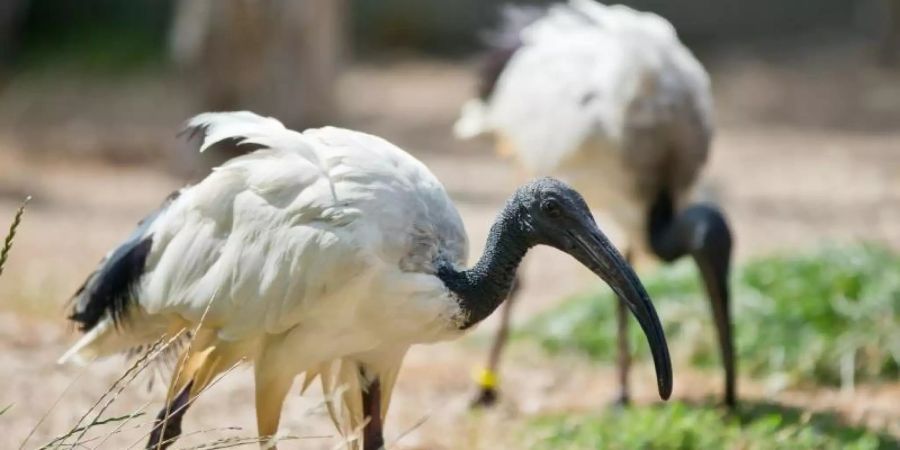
left=568, top=226, right=673, bottom=400
left=687, top=205, right=736, bottom=407
left=695, top=254, right=736, bottom=407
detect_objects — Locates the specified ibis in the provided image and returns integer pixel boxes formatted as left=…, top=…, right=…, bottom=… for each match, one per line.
left=455, top=0, right=735, bottom=407
left=60, top=111, right=672, bottom=450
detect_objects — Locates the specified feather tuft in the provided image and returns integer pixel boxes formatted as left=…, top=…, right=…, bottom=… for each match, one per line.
left=183, top=111, right=288, bottom=153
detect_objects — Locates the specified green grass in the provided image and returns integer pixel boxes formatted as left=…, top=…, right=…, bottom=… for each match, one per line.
left=522, top=401, right=897, bottom=450
left=523, top=243, right=900, bottom=387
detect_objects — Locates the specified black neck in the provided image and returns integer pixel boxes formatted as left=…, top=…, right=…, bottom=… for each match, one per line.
left=437, top=202, right=531, bottom=329
left=648, top=188, right=685, bottom=262
left=648, top=188, right=732, bottom=281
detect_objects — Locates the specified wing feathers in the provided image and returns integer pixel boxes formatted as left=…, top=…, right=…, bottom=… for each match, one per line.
left=67, top=190, right=181, bottom=332
left=184, top=111, right=289, bottom=153
left=69, top=237, right=153, bottom=331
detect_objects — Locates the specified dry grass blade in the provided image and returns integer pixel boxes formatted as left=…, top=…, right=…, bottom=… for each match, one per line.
left=61, top=337, right=170, bottom=448
left=330, top=421, right=367, bottom=450
left=89, top=425, right=244, bottom=450
left=124, top=360, right=243, bottom=450
left=89, top=401, right=152, bottom=450
left=52, top=422, right=147, bottom=449
left=0, top=195, right=30, bottom=279
left=51, top=333, right=184, bottom=450
left=18, top=364, right=93, bottom=450
left=158, top=426, right=244, bottom=442
left=177, top=434, right=319, bottom=450
left=390, top=410, right=433, bottom=448
left=37, top=412, right=146, bottom=450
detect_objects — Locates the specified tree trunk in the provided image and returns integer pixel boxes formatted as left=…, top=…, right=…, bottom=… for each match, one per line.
left=170, top=0, right=345, bottom=125
left=169, top=0, right=346, bottom=174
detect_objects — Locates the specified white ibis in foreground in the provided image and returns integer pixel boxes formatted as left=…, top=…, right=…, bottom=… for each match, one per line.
left=60, top=111, right=672, bottom=450
left=455, top=0, right=735, bottom=407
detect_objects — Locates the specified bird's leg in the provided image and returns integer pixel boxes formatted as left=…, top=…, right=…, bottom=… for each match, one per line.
left=147, top=380, right=193, bottom=450
left=471, top=275, right=521, bottom=408
left=254, top=366, right=294, bottom=450
left=614, top=247, right=634, bottom=407
left=147, top=338, right=212, bottom=450
left=148, top=336, right=237, bottom=450
left=361, top=375, right=384, bottom=450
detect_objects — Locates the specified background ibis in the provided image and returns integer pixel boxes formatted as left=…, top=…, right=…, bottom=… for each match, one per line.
left=455, top=0, right=735, bottom=408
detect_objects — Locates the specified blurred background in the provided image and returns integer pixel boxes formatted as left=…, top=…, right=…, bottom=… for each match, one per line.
left=0, top=1, right=898, bottom=449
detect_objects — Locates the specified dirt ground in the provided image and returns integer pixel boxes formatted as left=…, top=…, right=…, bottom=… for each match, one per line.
left=0, top=44, right=898, bottom=449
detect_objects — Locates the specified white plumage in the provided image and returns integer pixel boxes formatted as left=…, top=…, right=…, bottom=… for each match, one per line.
left=63, top=111, right=470, bottom=448
left=457, top=0, right=713, bottom=249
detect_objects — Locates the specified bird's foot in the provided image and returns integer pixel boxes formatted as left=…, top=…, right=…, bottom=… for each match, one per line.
left=470, top=387, right=499, bottom=409
left=146, top=419, right=182, bottom=450
left=723, top=393, right=738, bottom=411
left=610, top=391, right=630, bottom=410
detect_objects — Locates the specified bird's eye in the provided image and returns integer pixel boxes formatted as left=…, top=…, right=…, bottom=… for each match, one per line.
left=541, top=199, right=562, bottom=218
